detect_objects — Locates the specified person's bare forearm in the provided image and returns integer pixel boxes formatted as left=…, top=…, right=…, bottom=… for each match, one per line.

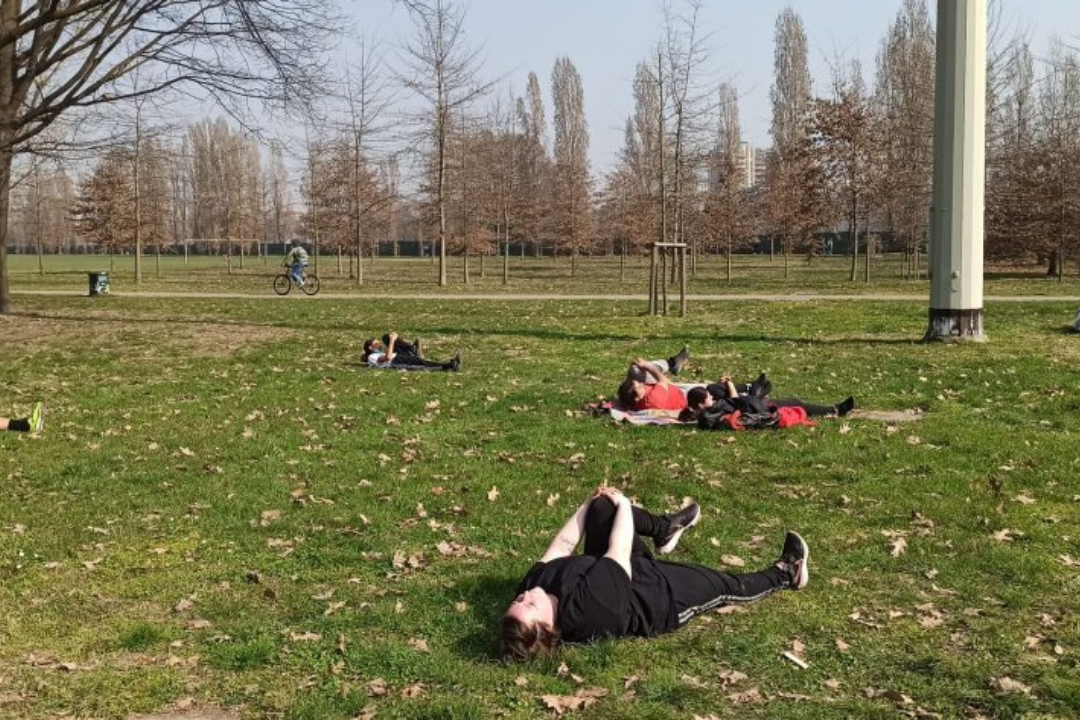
left=540, top=495, right=594, bottom=562
left=605, top=497, right=634, bottom=578
left=636, top=359, right=666, bottom=384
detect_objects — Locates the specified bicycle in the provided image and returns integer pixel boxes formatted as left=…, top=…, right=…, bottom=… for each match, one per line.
left=273, top=268, right=320, bottom=296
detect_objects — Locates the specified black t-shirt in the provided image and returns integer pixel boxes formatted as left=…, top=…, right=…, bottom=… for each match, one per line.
left=516, top=554, right=677, bottom=642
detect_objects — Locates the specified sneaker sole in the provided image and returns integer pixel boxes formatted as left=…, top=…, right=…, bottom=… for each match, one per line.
left=656, top=506, right=701, bottom=555
left=789, top=531, right=809, bottom=590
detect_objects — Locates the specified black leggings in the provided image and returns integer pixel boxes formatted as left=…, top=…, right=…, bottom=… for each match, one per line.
left=390, top=353, right=452, bottom=371
left=772, top=398, right=835, bottom=417
left=583, top=498, right=792, bottom=628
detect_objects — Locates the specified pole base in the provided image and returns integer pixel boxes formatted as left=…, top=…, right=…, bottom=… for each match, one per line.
left=923, top=307, right=985, bottom=342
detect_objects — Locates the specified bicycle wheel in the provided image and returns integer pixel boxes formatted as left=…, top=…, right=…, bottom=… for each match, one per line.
left=301, top=274, right=320, bottom=296
left=273, top=274, right=292, bottom=295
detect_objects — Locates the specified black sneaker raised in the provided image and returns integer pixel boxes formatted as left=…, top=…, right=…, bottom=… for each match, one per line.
left=669, top=346, right=690, bottom=375
left=776, top=531, right=809, bottom=590
left=449, top=353, right=462, bottom=372
left=835, top=396, right=856, bottom=416
left=655, top=502, right=700, bottom=555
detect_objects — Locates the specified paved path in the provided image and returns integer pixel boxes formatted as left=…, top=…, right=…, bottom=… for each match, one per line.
left=13, top=289, right=1080, bottom=302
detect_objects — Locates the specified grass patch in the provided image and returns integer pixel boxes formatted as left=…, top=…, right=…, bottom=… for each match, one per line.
left=0, top=294, right=1078, bottom=718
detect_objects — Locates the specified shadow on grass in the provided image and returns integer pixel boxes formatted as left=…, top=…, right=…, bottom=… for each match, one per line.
left=13, top=309, right=923, bottom=347
left=450, top=573, right=521, bottom=662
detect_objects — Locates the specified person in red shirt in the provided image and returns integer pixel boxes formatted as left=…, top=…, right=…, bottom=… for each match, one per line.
left=617, top=355, right=689, bottom=412
left=615, top=348, right=689, bottom=409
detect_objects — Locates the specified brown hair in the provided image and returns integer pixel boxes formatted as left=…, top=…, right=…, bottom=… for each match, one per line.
left=362, top=338, right=377, bottom=361
left=498, top=615, right=562, bottom=662
left=617, top=378, right=638, bottom=407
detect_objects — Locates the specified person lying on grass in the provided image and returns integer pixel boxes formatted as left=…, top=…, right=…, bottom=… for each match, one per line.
left=685, top=377, right=856, bottom=420
left=499, top=485, right=809, bottom=661
left=1, top=402, right=44, bottom=434
left=362, top=332, right=461, bottom=372
left=615, top=348, right=691, bottom=412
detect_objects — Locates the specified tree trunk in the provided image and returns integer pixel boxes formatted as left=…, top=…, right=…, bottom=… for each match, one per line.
left=0, top=150, right=13, bottom=312
left=727, top=236, right=733, bottom=284
left=784, top=247, right=789, bottom=279
left=503, top=211, right=510, bottom=285
left=849, top=199, right=858, bottom=282
left=864, top=233, right=871, bottom=284
left=337, top=246, right=343, bottom=275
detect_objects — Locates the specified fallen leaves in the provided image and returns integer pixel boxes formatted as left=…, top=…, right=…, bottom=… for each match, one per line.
left=538, top=687, right=607, bottom=716
left=991, top=528, right=1022, bottom=543
left=991, top=676, right=1033, bottom=696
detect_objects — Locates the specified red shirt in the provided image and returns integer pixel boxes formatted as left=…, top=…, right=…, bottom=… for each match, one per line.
left=637, top=383, right=687, bottom=412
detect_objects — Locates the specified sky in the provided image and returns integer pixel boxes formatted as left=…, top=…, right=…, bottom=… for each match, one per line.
left=348, top=0, right=1078, bottom=178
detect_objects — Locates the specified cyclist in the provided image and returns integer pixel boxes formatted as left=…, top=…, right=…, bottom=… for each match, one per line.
left=283, top=239, right=310, bottom=287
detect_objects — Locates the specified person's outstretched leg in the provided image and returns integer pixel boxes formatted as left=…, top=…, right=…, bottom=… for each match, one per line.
left=1, top=403, right=43, bottom=433
left=668, top=347, right=690, bottom=375
left=628, top=359, right=672, bottom=384
left=581, top=497, right=700, bottom=557
left=773, top=397, right=855, bottom=417
left=663, top=531, right=809, bottom=627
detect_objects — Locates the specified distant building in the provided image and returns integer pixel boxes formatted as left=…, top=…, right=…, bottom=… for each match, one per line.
left=753, top=147, right=771, bottom=188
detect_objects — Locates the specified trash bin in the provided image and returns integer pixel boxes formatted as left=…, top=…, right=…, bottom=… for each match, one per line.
left=88, top=271, right=110, bottom=297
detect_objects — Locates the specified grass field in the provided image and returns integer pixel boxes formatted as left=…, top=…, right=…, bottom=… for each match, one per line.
left=10, top=251, right=1080, bottom=298
left=2, top=292, right=1079, bottom=719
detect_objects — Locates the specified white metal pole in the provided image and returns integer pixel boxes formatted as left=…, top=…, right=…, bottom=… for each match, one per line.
left=926, top=0, right=987, bottom=341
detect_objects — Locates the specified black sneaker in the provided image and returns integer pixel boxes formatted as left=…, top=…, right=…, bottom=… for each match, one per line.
left=749, top=372, right=772, bottom=398
left=835, top=396, right=856, bottom=416
left=449, top=353, right=461, bottom=372
left=776, top=531, right=809, bottom=589
left=655, top=502, right=700, bottom=555
left=669, top=347, right=690, bottom=375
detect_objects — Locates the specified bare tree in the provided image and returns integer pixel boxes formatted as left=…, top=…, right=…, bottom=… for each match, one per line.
left=397, top=0, right=491, bottom=286
left=0, top=0, right=337, bottom=313
left=765, top=6, right=817, bottom=276
left=550, top=57, right=593, bottom=275
left=704, top=83, right=754, bottom=282
left=873, top=0, right=935, bottom=279
left=660, top=0, right=712, bottom=275
left=72, top=149, right=135, bottom=270
left=813, top=62, right=877, bottom=281
left=514, top=72, right=549, bottom=259
left=341, top=36, right=395, bottom=285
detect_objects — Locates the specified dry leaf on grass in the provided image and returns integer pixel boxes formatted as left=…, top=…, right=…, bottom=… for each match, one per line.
left=538, top=687, right=607, bottom=716
left=408, top=638, right=430, bottom=653
left=991, top=677, right=1033, bottom=696
left=992, top=529, right=1022, bottom=543
left=400, top=682, right=425, bottom=698
left=488, top=486, right=500, bottom=502
left=365, top=678, right=388, bottom=697
left=288, top=631, right=321, bottom=642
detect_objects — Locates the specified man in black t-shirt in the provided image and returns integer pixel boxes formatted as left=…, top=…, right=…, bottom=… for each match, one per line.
left=499, top=486, right=809, bottom=661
